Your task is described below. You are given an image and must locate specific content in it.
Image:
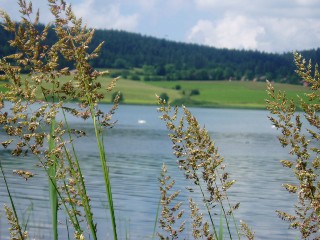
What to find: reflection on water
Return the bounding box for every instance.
[0,105,298,239]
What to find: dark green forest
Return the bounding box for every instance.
[1,24,320,84]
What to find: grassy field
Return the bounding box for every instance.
[100,77,181,104]
[0,75,181,105]
[146,80,312,109]
[0,76,313,109]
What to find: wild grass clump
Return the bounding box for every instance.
[0,0,119,239]
[266,52,320,239]
[157,97,254,239]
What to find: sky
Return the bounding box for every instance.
[1,0,320,53]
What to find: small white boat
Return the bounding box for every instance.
[138,120,146,124]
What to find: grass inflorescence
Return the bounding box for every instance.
[266,52,320,239]
[157,96,252,239]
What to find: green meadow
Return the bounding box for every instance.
[109,78,312,109]
[0,75,312,109]
[146,80,312,109]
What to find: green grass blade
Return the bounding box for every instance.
[66,218,71,240]
[61,108,97,239]
[46,165,83,234]
[225,197,241,239]
[197,178,218,239]
[18,135,83,235]
[86,97,118,239]
[0,160,25,239]
[219,211,224,240]
[48,119,58,240]
[152,196,161,240]
[73,39,118,238]
[94,116,117,239]
[125,219,130,240]
[22,202,33,233]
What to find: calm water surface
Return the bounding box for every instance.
[0,104,298,239]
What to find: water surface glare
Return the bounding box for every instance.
[0,105,298,239]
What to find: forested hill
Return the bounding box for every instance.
[1,24,320,83]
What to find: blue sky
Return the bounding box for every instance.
[1,0,320,53]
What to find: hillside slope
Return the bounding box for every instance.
[0,25,320,83]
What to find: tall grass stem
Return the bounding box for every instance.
[61,108,98,239]
[48,119,58,240]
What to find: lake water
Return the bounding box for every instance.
[0,104,299,239]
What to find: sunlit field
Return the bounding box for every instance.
[145,80,312,109]
[0,76,312,109]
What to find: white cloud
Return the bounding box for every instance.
[0,0,139,31]
[167,0,190,8]
[134,0,158,10]
[187,13,320,52]
[194,0,320,16]
[194,0,267,9]
[295,0,319,5]
[259,17,320,52]
[73,0,139,31]
[187,15,265,50]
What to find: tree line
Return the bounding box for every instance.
[1,24,320,84]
